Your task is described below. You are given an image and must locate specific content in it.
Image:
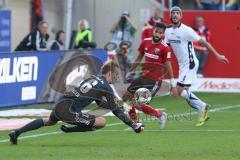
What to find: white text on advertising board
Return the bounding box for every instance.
[0,56,38,83]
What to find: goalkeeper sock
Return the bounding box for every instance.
[140,104,162,118]
[128,106,138,122]
[16,118,45,135]
[180,89,206,115]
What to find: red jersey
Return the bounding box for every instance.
[138,38,171,81]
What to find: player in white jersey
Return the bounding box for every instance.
[164,6,229,126]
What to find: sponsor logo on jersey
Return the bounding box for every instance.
[167,52,171,58]
[145,52,159,59]
[154,48,160,54]
[169,39,181,43]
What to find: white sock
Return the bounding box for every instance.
[180,89,206,115]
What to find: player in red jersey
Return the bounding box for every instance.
[122,23,178,129]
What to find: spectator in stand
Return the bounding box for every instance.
[194,0,222,10]
[141,8,165,40]
[225,0,239,10]
[74,19,96,49]
[193,16,212,78]
[110,11,137,62]
[115,41,131,83]
[110,11,137,47]
[15,21,49,51]
[50,30,65,50]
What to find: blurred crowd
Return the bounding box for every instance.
[193,0,240,10]
[13,0,239,79]
[161,0,240,10]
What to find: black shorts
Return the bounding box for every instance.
[127,76,161,97]
[49,99,96,128]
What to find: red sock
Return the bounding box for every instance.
[140,104,162,118]
[128,106,138,122]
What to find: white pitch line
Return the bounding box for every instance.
[1,129,234,143]
[0,122,123,143]
[0,131,62,143]
[143,104,240,121]
[172,104,240,117]
[125,104,240,126]
[100,129,235,132]
[0,105,240,143]
[162,129,235,132]
[106,122,123,127]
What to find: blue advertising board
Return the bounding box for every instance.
[0,51,61,107]
[0,49,108,108]
[0,10,11,52]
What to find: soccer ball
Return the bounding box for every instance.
[134,88,152,104]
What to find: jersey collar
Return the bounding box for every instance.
[173,23,181,29]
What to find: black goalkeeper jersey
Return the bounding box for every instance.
[62,75,117,112]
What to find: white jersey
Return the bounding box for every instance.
[165,23,201,68]
[164,23,201,86]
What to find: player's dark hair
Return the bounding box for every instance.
[55,30,65,41]
[101,61,119,75]
[154,22,166,32]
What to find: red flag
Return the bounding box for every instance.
[30,0,43,30]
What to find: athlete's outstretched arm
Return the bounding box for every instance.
[198,39,229,64]
[164,61,178,97]
[105,94,144,133]
[164,61,174,80]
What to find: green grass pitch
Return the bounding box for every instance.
[0,93,240,160]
